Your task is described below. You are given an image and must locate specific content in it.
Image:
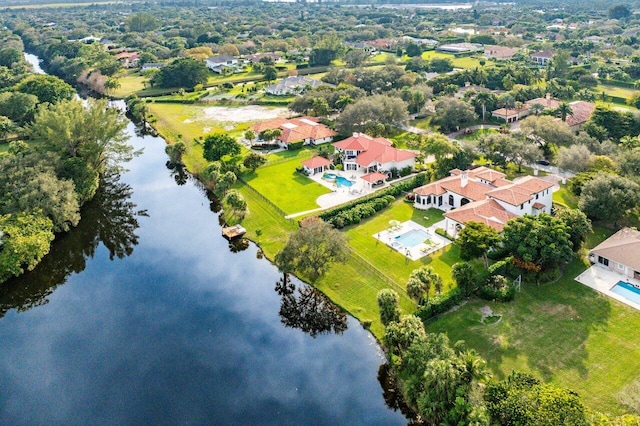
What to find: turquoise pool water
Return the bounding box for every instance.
[395,229,430,248]
[611,281,640,305]
[335,176,355,187]
[323,173,337,180]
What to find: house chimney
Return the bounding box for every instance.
[546,92,551,100]
[353,132,359,138]
[465,81,471,87]
[461,171,468,188]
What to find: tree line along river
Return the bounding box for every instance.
[0,53,408,425]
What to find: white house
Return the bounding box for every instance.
[332,133,416,175]
[413,167,554,236]
[205,55,240,73]
[589,228,640,281]
[530,50,554,66]
[265,76,325,96]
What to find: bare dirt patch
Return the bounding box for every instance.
[538,302,578,319]
[201,105,290,122]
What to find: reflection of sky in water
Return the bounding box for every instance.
[0,125,406,425]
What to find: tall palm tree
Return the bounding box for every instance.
[474,92,492,121]
[555,102,574,122]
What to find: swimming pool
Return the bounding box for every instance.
[323,173,337,180]
[335,176,355,187]
[611,281,640,305]
[395,229,430,248]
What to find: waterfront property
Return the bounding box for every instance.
[413,166,554,237]
[373,220,451,260]
[332,133,416,174]
[251,116,337,149]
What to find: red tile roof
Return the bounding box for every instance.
[445,199,518,231]
[486,176,553,206]
[525,97,561,109]
[301,156,332,169]
[333,133,415,168]
[564,101,595,127]
[250,116,336,144]
[361,172,388,183]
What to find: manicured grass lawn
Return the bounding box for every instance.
[553,183,579,209]
[241,151,331,214]
[344,201,459,291]
[421,51,494,69]
[111,72,146,98]
[596,84,639,101]
[425,226,640,415]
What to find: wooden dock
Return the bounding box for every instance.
[222,224,247,240]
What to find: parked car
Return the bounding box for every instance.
[537,159,550,166]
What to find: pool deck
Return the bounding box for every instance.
[575,265,640,311]
[373,220,451,261]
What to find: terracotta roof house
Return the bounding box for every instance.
[250,117,337,149]
[413,167,554,236]
[563,101,595,129]
[332,133,416,175]
[531,50,554,66]
[484,45,519,60]
[114,52,140,68]
[491,94,561,123]
[589,228,640,281]
[301,156,332,176]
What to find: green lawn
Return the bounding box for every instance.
[553,184,579,209]
[344,201,460,290]
[596,84,639,101]
[241,150,331,215]
[425,226,640,415]
[420,50,494,69]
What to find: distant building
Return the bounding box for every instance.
[436,43,483,54]
[141,63,165,71]
[530,50,554,66]
[562,101,596,130]
[245,52,281,63]
[114,52,140,68]
[332,133,416,174]
[484,45,519,60]
[251,116,337,149]
[205,55,240,73]
[265,76,326,96]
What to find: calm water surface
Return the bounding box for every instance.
[0,87,407,424]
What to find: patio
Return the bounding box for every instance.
[575,265,640,311]
[373,219,451,261]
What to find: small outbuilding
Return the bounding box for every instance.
[301,156,332,176]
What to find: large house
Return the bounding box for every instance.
[531,50,554,66]
[589,228,640,281]
[491,94,562,123]
[563,100,595,130]
[205,55,240,73]
[332,133,416,175]
[265,76,325,96]
[250,116,337,149]
[413,167,554,236]
[114,52,140,68]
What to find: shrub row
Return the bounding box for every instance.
[478,281,516,302]
[415,288,464,322]
[318,173,428,221]
[288,141,304,150]
[326,195,396,229]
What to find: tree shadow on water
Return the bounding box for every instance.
[274,273,348,338]
[0,171,146,319]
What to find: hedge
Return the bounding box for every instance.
[325,195,396,229]
[478,280,516,302]
[288,141,304,150]
[416,288,464,321]
[318,173,428,222]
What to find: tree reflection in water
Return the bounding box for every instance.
[166,161,189,186]
[0,171,146,318]
[275,274,348,338]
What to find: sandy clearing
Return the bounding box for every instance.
[201,105,290,122]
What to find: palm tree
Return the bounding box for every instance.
[619,135,640,150]
[529,102,544,116]
[406,266,442,305]
[555,102,574,122]
[474,92,492,121]
[335,94,353,111]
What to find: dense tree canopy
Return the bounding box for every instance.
[502,214,573,272]
[336,95,408,136]
[579,173,640,223]
[203,133,241,162]
[156,57,209,89]
[274,217,348,281]
[432,98,477,133]
[456,221,501,267]
[16,74,74,105]
[0,212,54,284]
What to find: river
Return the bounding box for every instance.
[0,54,408,425]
